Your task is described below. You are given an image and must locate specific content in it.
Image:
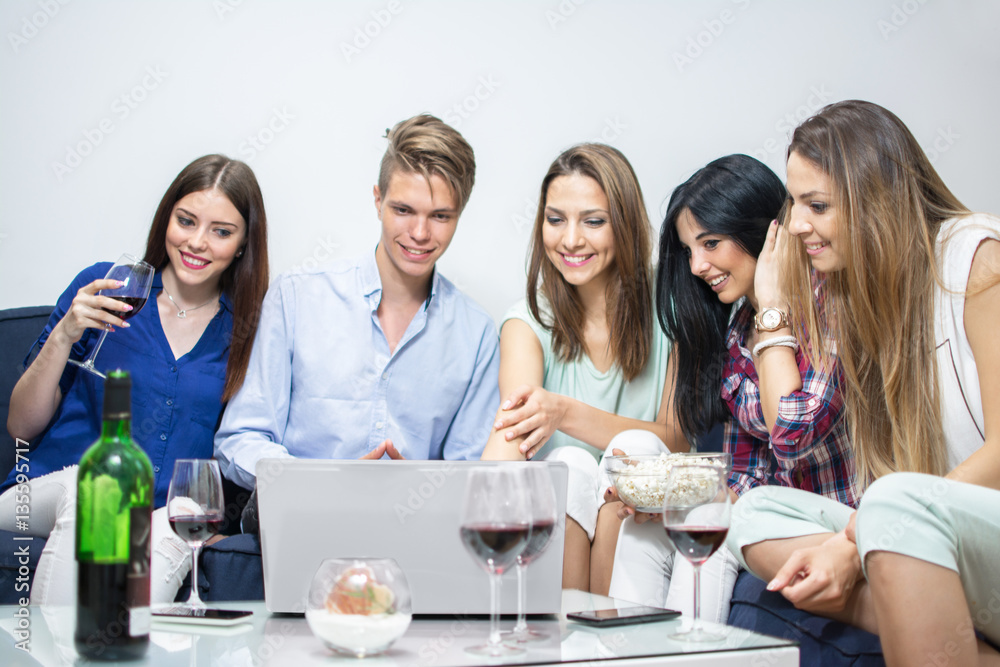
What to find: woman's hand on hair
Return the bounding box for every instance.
[51,278,132,347]
[494,385,567,459]
[765,529,863,613]
[754,220,790,311]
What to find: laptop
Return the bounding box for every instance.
[256,459,569,615]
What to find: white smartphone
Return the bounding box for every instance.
[152,607,253,626]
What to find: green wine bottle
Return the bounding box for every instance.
[75,370,154,661]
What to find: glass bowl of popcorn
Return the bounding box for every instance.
[305,558,412,658]
[605,452,732,512]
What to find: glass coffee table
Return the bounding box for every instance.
[0,590,797,665]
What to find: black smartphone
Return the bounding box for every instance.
[153,607,253,626]
[567,605,681,627]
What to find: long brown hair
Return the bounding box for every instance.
[784,100,967,486]
[527,143,653,381]
[143,154,270,401]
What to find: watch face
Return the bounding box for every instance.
[762,310,781,329]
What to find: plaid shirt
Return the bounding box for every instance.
[721,303,859,507]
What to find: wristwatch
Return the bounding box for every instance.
[754,307,790,333]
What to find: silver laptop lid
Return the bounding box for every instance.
[256,459,568,615]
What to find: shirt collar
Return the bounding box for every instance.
[363,245,440,310]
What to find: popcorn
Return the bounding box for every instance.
[609,454,726,511]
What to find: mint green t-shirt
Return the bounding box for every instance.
[501,299,672,462]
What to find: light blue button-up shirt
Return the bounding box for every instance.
[214,249,501,489]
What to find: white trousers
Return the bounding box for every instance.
[604,430,740,623]
[0,467,192,605]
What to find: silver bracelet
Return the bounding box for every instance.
[752,335,798,358]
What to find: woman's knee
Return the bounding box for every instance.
[604,430,666,458]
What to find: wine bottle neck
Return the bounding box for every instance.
[100,417,132,442]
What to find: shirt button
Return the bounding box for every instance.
[375,421,384,429]
[171,366,177,373]
[381,372,389,381]
[153,466,160,473]
[166,399,173,406]
[160,433,167,441]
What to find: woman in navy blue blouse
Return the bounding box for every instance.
[1,154,269,604]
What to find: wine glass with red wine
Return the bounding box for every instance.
[166,459,224,610]
[459,466,531,657]
[661,463,731,642]
[68,253,154,379]
[502,465,557,644]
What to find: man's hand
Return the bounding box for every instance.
[360,439,406,460]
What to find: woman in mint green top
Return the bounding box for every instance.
[500,298,672,462]
[482,144,688,593]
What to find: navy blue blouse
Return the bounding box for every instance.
[1,262,233,507]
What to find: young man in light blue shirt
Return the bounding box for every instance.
[214,114,500,492]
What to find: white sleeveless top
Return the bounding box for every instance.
[934,214,1000,468]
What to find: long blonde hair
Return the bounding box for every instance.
[784,100,968,487]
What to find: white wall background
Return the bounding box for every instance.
[2,0,998,321]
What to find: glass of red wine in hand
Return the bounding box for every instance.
[166,459,224,610]
[69,253,154,379]
[459,466,531,657]
[661,463,731,642]
[502,465,558,644]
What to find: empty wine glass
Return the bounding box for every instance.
[458,466,530,657]
[166,460,224,610]
[69,253,154,379]
[502,464,557,644]
[661,463,731,642]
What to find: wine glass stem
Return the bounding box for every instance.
[692,562,702,632]
[83,326,111,367]
[188,544,204,607]
[513,561,527,633]
[487,570,502,650]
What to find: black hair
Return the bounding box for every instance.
[656,154,786,442]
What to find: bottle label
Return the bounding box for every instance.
[130,607,151,636]
[126,506,151,636]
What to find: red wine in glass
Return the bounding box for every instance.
[169,515,223,546]
[503,465,559,645]
[459,466,531,657]
[69,254,154,379]
[664,525,728,566]
[459,524,530,575]
[516,519,555,566]
[167,459,224,610]
[103,296,148,322]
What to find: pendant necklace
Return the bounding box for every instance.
[162,287,218,319]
